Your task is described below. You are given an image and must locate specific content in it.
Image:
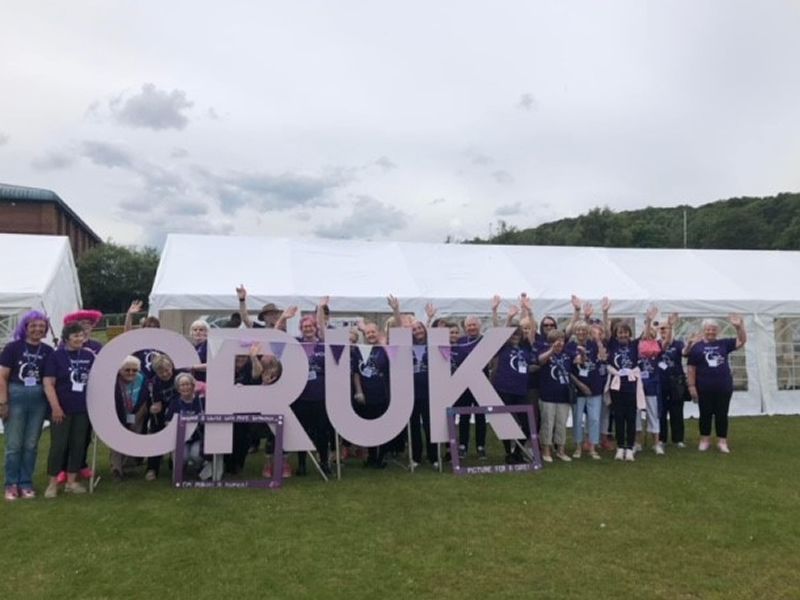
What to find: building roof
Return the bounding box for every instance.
[0,182,102,244]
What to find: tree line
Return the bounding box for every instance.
[464,192,800,250]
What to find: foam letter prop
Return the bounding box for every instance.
[427,327,524,444]
[325,327,414,446]
[87,329,199,456]
[205,328,313,453]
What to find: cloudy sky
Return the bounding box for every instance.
[1,1,799,247]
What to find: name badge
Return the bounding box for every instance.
[23,376,38,387]
[126,413,136,425]
[307,370,317,381]
[517,361,528,374]
[578,368,589,378]
[71,381,85,393]
[658,361,668,370]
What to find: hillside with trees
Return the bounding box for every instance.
[465,192,800,250]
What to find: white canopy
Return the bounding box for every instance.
[0,234,82,344]
[150,233,800,416]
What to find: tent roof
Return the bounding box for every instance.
[0,234,82,334]
[149,234,800,316]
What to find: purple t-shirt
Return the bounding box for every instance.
[453,335,481,367]
[638,352,661,396]
[539,350,572,404]
[0,339,54,386]
[134,348,159,380]
[352,345,389,405]
[43,347,96,414]
[607,338,639,395]
[299,339,325,402]
[193,341,208,382]
[493,343,533,397]
[687,338,738,394]
[566,340,605,396]
[658,340,686,381]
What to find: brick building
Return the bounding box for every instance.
[0,182,102,260]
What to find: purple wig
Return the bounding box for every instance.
[13,310,51,342]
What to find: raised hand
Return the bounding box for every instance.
[425,302,437,320]
[128,300,144,314]
[519,293,532,312]
[248,342,263,357]
[729,314,744,328]
[236,285,247,302]
[491,294,501,312]
[601,296,611,313]
[282,305,299,320]
[583,302,594,320]
[571,294,582,310]
[646,304,658,321]
[508,305,520,319]
[387,294,400,312]
[319,296,330,308]
[668,312,679,327]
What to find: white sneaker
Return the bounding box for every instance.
[717,440,730,454]
[556,453,572,462]
[614,448,625,461]
[654,443,665,456]
[572,449,582,459]
[624,449,635,462]
[198,462,213,481]
[676,442,686,449]
[542,455,553,463]
[698,439,711,452]
[44,482,59,499]
[633,443,642,453]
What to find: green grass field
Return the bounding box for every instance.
[1,416,799,599]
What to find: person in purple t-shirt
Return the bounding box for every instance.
[657,314,688,448]
[0,310,54,501]
[352,321,391,468]
[42,322,96,498]
[566,320,606,460]
[686,315,746,453]
[453,315,488,460]
[124,299,162,380]
[491,327,536,464]
[538,330,574,463]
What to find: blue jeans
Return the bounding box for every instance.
[573,395,602,446]
[3,384,48,489]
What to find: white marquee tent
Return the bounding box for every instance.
[0,234,82,344]
[150,233,800,417]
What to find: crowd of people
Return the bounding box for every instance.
[0,288,747,501]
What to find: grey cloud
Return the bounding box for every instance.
[110,83,193,131]
[0,133,8,146]
[429,197,446,205]
[163,200,209,216]
[492,169,514,184]
[374,156,397,171]
[31,151,75,170]
[139,216,234,249]
[468,151,493,166]
[82,141,134,168]
[171,147,189,159]
[315,195,408,239]
[198,167,349,214]
[495,202,522,216]
[517,93,538,111]
[207,107,220,120]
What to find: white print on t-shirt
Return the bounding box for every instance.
[704,348,725,368]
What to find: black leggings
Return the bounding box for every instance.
[659,384,685,443]
[698,389,732,438]
[292,400,331,466]
[499,392,530,454]
[610,389,637,450]
[457,391,486,450]
[410,395,436,463]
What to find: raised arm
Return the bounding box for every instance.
[275,305,297,332]
[520,293,537,332]
[642,304,658,340]
[236,285,255,328]
[317,296,329,341]
[506,304,520,327]
[564,294,582,337]
[249,343,264,380]
[491,294,501,327]
[601,296,611,340]
[729,314,747,349]
[387,295,402,329]
[124,300,144,332]
[425,302,437,328]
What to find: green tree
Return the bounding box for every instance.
[77,242,159,313]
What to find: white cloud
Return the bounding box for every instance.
[315,195,408,239]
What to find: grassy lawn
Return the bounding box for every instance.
[1,416,799,599]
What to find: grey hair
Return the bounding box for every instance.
[120,355,141,370]
[464,315,481,327]
[190,319,209,331]
[702,318,719,329]
[174,372,196,390]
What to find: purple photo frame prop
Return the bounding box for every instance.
[173,413,285,489]
[447,405,543,475]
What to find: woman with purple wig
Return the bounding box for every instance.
[0,311,54,500]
